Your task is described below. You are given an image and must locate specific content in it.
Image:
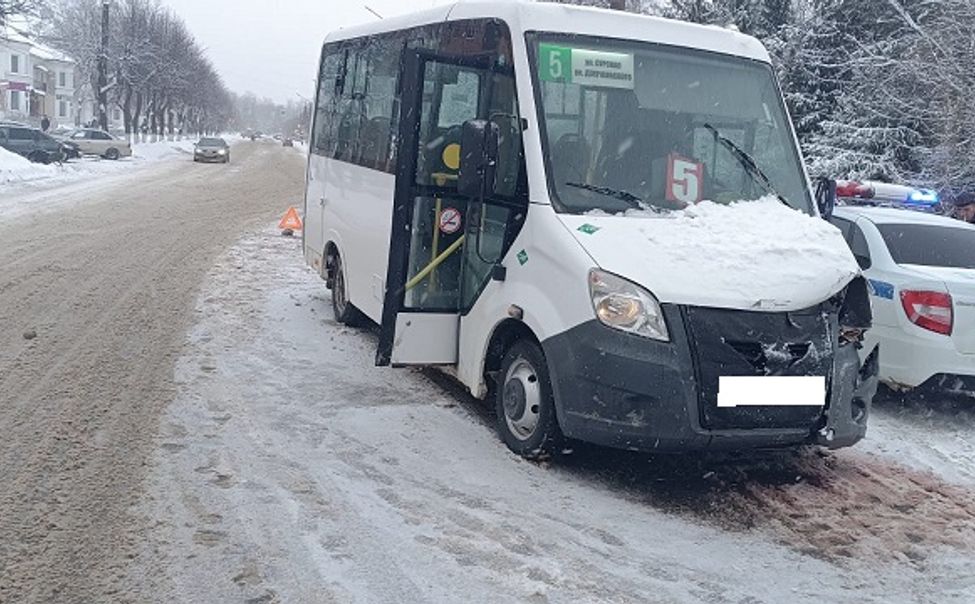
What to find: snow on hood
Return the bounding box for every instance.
[560,197,859,312]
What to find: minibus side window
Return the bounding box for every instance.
[360,37,399,171]
[314,33,405,173]
[335,47,366,163]
[311,47,344,158]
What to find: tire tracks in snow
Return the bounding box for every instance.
[0,141,304,603]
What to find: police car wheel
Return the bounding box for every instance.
[495,339,562,459]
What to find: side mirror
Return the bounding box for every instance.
[815,176,837,220]
[459,119,499,199]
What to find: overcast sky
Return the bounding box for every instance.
[158,0,454,104]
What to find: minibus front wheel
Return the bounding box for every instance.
[496,340,563,458]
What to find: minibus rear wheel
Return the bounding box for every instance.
[496,340,562,458]
[330,254,365,326]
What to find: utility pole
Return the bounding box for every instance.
[97,0,109,131]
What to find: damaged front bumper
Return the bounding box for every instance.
[542,284,878,453]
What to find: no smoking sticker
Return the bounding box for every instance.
[439,207,462,235]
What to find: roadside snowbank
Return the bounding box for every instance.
[0,145,60,185]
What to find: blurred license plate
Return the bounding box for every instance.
[717,376,825,408]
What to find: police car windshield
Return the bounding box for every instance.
[533,35,811,215]
[879,223,975,269]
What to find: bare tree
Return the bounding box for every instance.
[41,0,235,137]
[0,0,42,24]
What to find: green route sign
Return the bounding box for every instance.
[539,44,634,90]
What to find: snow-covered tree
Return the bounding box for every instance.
[0,0,42,25]
[40,0,235,137]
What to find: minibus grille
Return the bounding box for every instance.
[681,305,833,431]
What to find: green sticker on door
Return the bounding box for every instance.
[517,250,529,265]
[539,44,634,90]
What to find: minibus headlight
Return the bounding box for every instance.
[589,269,669,341]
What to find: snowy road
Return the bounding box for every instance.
[0,139,302,603]
[128,230,975,603]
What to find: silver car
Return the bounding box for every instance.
[193,137,230,163]
[60,128,132,160]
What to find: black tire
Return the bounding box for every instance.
[330,253,365,326]
[105,148,120,160]
[495,339,563,458]
[27,151,47,164]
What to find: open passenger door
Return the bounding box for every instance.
[377,49,509,366]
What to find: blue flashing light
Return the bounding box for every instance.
[908,190,939,204]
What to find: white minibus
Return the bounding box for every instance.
[303,1,879,457]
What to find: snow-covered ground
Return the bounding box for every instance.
[131,227,975,603]
[861,393,975,487]
[0,138,194,188]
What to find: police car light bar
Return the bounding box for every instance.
[836,179,939,212]
[836,180,875,199]
[909,190,939,204]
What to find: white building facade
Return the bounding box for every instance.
[0,32,33,122]
[1,22,122,131]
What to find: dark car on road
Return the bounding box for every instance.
[193,137,230,163]
[0,123,69,164]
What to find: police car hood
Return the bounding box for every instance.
[560,197,860,312]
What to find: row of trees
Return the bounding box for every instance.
[38,0,234,138]
[556,0,975,193]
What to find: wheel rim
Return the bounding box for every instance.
[333,261,348,315]
[502,357,541,441]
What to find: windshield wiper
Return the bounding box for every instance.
[703,123,792,209]
[564,182,664,213]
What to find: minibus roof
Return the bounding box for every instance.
[322,1,771,64]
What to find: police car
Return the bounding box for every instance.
[830,181,975,393]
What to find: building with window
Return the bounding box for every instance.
[1,21,86,129]
[29,44,76,125]
[1,20,126,132]
[0,26,33,121]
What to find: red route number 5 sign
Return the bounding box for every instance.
[666,153,704,206]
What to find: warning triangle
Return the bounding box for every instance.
[279,207,303,231]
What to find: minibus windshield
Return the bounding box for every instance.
[531,35,812,215]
